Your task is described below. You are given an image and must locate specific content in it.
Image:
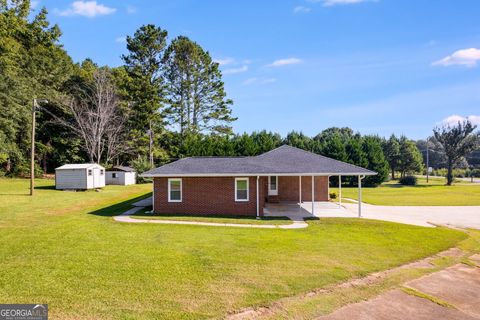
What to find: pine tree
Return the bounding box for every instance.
[121,24,168,160]
[382,134,401,179]
[163,36,235,136]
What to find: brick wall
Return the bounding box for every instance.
[277,176,329,202]
[153,176,266,216]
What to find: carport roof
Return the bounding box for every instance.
[142,145,376,177]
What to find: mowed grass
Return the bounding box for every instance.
[337,178,480,206]
[0,179,468,319]
[132,209,292,225]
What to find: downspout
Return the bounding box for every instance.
[151,178,156,213]
[256,176,260,219]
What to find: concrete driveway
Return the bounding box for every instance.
[342,202,480,229]
[266,202,480,229]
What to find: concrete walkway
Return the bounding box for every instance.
[318,255,480,320]
[115,199,308,229]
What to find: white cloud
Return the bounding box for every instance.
[214,57,235,66]
[267,58,303,67]
[440,115,480,127]
[115,36,126,43]
[293,6,311,13]
[433,48,480,67]
[309,0,376,6]
[242,77,277,85]
[126,5,136,14]
[223,65,248,75]
[55,1,116,17]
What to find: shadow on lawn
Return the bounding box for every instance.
[88,193,152,217]
[35,185,56,190]
[132,209,290,222]
[380,184,442,189]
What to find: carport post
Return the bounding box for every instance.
[311,175,315,215]
[358,175,364,218]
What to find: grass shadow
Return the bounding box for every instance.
[88,193,152,217]
[35,185,56,190]
[381,184,443,189]
[132,209,290,222]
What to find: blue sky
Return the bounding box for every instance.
[33,0,480,139]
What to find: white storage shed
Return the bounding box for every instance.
[55,164,106,190]
[106,166,136,185]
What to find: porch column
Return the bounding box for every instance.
[339,175,342,206]
[358,175,364,218]
[311,175,315,215]
[256,176,260,219]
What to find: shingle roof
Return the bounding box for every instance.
[142,145,376,177]
[56,163,104,170]
[108,166,135,172]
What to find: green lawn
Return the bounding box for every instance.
[132,209,292,225]
[337,178,480,206]
[0,178,470,319]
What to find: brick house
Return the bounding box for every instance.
[142,145,376,217]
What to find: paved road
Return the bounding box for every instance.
[318,255,480,320]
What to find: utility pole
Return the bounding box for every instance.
[30,99,37,196]
[426,139,429,183]
[30,98,48,196]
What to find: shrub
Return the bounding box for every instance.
[130,156,153,183]
[399,175,417,186]
[329,192,337,199]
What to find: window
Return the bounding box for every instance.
[269,176,277,191]
[87,169,92,176]
[112,173,118,179]
[168,178,182,202]
[235,178,249,202]
[100,169,104,175]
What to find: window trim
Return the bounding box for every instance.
[168,178,182,202]
[268,175,278,191]
[235,177,249,202]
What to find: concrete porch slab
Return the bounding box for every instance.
[264,201,353,220]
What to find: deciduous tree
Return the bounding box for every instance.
[433,121,479,185]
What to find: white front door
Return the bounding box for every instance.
[268,176,278,196]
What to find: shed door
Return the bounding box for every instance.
[268,176,278,196]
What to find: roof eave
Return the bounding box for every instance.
[140,172,377,178]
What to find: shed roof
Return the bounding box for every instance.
[56,163,105,170]
[108,166,135,172]
[142,145,376,177]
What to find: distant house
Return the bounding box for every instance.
[55,164,106,190]
[141,145,376,217]
[106,166,136,185]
